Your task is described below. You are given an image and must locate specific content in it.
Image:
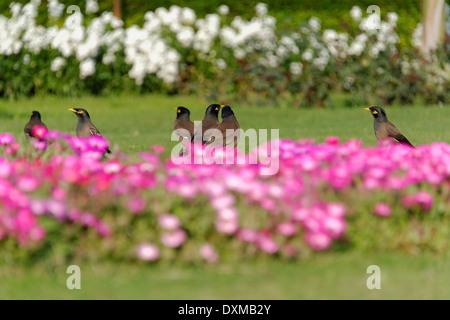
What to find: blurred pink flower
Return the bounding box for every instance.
[127,197,146,214]
[151,145,165,154]
[323,216,347,238]
[276,222,297,237]
[327,203,346,217]
[374,202,391,217]
[32,139,47,151]
[215,219,239,235]
[31,125,48,140]
[0,133,14,145]
[413,191,434,212]
[200,244,219,263]
[136,243,159,261]
[158,214,181,230]
[5,143,20,155]
[236,228,259,243]
[161,229,187,248]
[217,207,238,221]
[305,232,332,251]
[257,235,279,254]
[210,194,235,210]
[17,176,40,192]
[29,226,46,241]
[325,136,340,145]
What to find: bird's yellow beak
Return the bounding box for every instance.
[220,105,225,108]
[68,108,76,112]
[365,107,378,115]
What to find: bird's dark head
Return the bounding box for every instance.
[221,105,235,119]
[68,108,90,119]
[365,106,387,120]
[176,106,190,119]
[30,110,42,120]
[205,104,223,117]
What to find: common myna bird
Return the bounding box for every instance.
[193,104,223,143]
[173,106,194,142]
[206,105,240,147]
[365,106,414,147]
[24,110,47,142]
[68,108,111,154]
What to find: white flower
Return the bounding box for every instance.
[350,6,362,21]
[412,23,423,48]
[290,62,302,75]
[255,3,268,16]
[323,29,338,43]
[181,7,196,24]
[308,17,321,32]
[215,58,227,70]
[48,0,64,18]
[51,57,66,72]
[176,26,195,47]
[86,0,99,14]
[23,54,30,65]
[302,49,313,61]
[360,14,380,33]
[387,12,398,26]
[218,5,229,15]
[79,58,96,79]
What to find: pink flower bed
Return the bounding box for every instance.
[0,131,448,263]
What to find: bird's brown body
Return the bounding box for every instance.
[69,108,111,153]
[24,111,47,142]
[366,106,414,147]
[173,107,194,142]
[194,104,223,144]
[206,105,240,147]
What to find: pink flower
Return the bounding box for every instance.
[0,133,14,145]
[325,136,340,145]
[32,139,47,151]
[136,243,159,261]
[236,228,259,243]
[257,235,279,254]
[31,125,48,140]
[374,202,391,217]
[29,226,46,241]
[200,244,219,263]
[15,210,36,233]
[127,197,146,214]
[276,222,297,237]
[151,145,165,154]
[305,232,332,251]
[327,203,346,217]
[323,216,347,238]
[17,176,40,192]
[5,143,20,155]
[161,229,187,248]
[215,219,239,235]
[210,194,235,210]
[413,191,434,212]
[158,214,181,230]
[217,207,239,221]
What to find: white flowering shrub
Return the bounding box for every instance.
[0,0,448,106]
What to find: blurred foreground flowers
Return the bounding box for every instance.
[1,130,450,265]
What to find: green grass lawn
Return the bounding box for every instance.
[0,93,448,154]
[1,93,450,300]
